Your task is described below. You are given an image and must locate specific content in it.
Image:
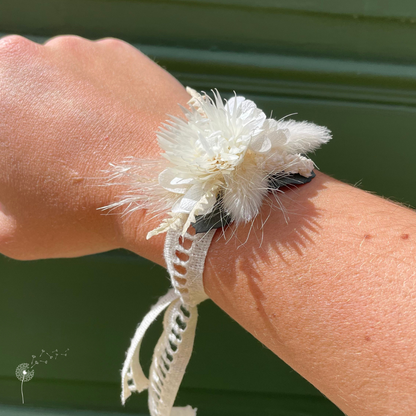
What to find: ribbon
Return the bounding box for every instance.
[121,288,200,416]
[121,228,216,416]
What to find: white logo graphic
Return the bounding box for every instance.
[16,348,69,404]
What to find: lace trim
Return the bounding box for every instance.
[121,228,216,416]
[165,229,215,307]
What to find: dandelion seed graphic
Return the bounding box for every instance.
[16,348,69,404]
[15,363,34,404]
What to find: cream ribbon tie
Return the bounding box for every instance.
[121,228,216,416]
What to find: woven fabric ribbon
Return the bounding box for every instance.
[121,228,216,416]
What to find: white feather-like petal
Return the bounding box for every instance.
[276,119,332,154]
[222,163,268,223]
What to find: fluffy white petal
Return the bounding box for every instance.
[276,119,332,154]
[264,152,314,177]
[222,164,268,223]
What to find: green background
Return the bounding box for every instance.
[1,0,416,415]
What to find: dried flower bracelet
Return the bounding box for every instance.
[102,88,331,416]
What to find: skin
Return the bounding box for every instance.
[1,34,416,415]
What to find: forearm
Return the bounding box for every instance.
[203,171,416,415]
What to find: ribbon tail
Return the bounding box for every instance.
[148,298,199,416]
[121,288,179,404]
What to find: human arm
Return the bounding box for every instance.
[0,34,415,415]
[205,171,416,416]
[0,34,183,261]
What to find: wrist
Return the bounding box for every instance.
[117,208,166,265]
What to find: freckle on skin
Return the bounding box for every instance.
[401,234,409,240]
[365,335,371,342]
[364,234,371,240]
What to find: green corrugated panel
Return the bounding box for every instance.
[0,254,342,415]
[0,404,145,416]
[1,0,416,63]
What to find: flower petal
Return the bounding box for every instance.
[159,169,194,194]
[225,96,246,115]
[172,184,206,214]
[250,135,272,153]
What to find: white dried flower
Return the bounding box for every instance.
[101,88,331,238]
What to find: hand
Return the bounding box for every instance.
[0,35,188,261]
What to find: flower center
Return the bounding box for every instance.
[206,156,235,174]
